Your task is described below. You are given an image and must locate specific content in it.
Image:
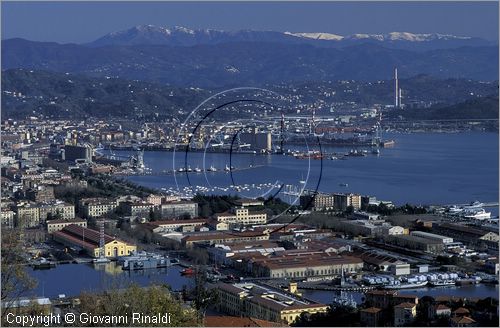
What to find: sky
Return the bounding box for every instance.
[1,1,499,43]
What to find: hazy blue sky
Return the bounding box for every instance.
[2,1,498,43]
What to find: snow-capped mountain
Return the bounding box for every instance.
[284,31,344,41]
[87,25,491,50]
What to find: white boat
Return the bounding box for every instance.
[207,165,217,172]
[464,209,491,220]
[224,165,231,172]
[93,257,110,264]
[194,167,202,173]
[447,206,463,214]
[429,280,456,287]
[464,201,485,209]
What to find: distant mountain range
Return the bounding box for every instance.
[87,25,493,51]
[1,25,498,87]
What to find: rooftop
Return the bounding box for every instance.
[218,282,325,312]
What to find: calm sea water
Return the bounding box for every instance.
[24,263,193,298]
[302,284,500,305]
[120,132,498,210]
[25,132,498,300]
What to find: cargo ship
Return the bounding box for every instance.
[119,252,178,271]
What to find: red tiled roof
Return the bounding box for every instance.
[47,219,86,225]
[451,316,476,325]
[204,315,283,327]
[453,307,470,315]
[361,307,382,314]
[394,302,416,309]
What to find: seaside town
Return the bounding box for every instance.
[1,104,499,326]
[2,1,499,327]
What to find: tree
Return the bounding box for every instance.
[78,284,200,327]
[190,270,218,321]
[292,304,359,327]
[1,229,37,323]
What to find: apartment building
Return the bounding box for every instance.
[215,207,267,227]
[217,282,327,324]
[79,198,118,218]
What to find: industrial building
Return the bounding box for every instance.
[47,218,87,233]
[239,130,272,152]
[332,219,404,237]
[181,230,270,248]
[216,282,328,324]
[52,224,136,258]
[410,231,453,244]
[208,241,286,265]
[63,144,93,163]
[250,253,364,278]
[145,218,207,233]
[387,235,445,253]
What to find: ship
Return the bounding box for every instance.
[429,280,456,287]
[32,257,56,270]
[294,151,324,160]
[207,165,217,172]
[383,281,428,289]
[93,257,111,264]
[345,149,366,157]
[119,252,177,271]
[463,209,491,220]
[380,140,395,148]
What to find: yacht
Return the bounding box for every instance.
[194,167,202,173]
[464,209,491,220]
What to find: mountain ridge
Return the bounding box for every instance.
[85,25,492,49]
[2,38,497,87]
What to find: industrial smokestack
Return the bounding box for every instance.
[399,88,403,109]
[394,68,399,108]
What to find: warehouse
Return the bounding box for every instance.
[410,231,453,244]
[52,224,136,258]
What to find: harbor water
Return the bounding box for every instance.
[25,132,499,300]
[24,263,193,299]
[301,284,500,305]
[120,132,498,210]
